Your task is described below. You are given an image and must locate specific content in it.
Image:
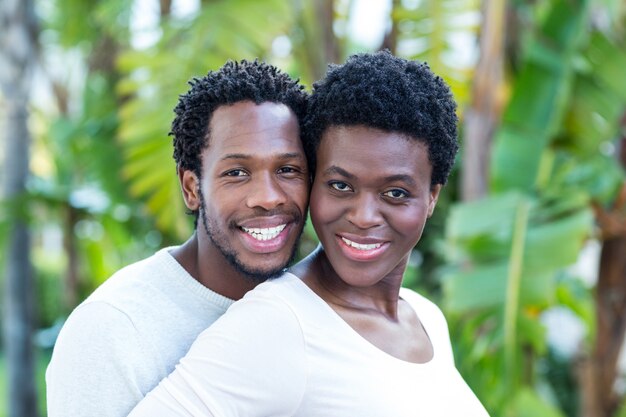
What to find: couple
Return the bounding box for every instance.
[47,51,489,416]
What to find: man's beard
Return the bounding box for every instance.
[198,192,304,283]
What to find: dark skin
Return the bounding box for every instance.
[173,101,309,300]
[291,125,441,364]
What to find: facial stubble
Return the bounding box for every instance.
[198,190,304,283]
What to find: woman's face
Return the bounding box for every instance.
[310,125,441,288]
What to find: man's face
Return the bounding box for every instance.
[185,101,309,282]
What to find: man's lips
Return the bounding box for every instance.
[240,224,286,241]
[236,215,300,253]
[237,214,296,230]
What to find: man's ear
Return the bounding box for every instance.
[178,167,200,211]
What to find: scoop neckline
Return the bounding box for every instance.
[282,272,438,367]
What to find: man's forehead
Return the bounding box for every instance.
[209,101,296,132]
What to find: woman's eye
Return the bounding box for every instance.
[329,181,352,192]
[383,189,408,199]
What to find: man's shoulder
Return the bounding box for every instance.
[80,247,175,308]
[53,248,181,348]
[58,250,165,331]
[95,247,170,285]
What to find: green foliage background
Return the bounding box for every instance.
[1,0,626,416]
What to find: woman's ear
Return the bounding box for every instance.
[178,167,200,211]
[427,184,442,218]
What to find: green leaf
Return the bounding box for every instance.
[508,388,566,417]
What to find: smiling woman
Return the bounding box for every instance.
[127,50,489,417]
[309,126,440,289]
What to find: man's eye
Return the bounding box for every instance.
[329,181,352,192]
[383,189,408,199]
[278,166,298,174]
[225,169,247,177]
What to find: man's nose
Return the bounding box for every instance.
[245,172,288,210]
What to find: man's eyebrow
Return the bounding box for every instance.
[221,153,251,161]
[322,165,355,179]
[277,152,305,161]
[220,152,305,161]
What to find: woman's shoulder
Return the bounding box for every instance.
[400,287,455,363]
[399,287,445,318]
[225,272,320,323]
[243,272,311,303]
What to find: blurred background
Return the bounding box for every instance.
[1,0,625,416]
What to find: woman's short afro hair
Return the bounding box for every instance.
[171,59,308,178]
[303,50,458,186]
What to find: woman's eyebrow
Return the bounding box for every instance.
[322,166,416,187]
[382,174,416,187]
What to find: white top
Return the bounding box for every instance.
[46,247,235,417]
[129,273,490,416]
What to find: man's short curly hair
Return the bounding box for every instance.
[171,59,308,178]
[303,50,458,186]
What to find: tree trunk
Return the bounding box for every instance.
[580,116,626,417]
[595,235,626,416]
[0,0,39,416]
[159,0,172,18]
[460,0,506,201]
[317,0,339,64]
[293,0,340,84]
[579,233,626,417]
[379,0,399,54]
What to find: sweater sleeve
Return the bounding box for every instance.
[128,292,307,417]
[46,301,151,417]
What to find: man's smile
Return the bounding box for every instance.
[241,224,287,241]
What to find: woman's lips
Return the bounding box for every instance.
[336,234,389,261]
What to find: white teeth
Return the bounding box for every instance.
[241,224,286,241]
[341,237,382,250]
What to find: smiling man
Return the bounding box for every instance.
[46,60,310,417]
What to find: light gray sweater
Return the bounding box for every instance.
[46,247,234,417]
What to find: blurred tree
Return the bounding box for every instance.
[15,1,625,416]
[443,0,626,415]
[0,1,41,416]
[389,0,478,105]
[290,0,343,85]
[460,0,505,201]
[117,0,295,239]
[381,0,478,295]
[35,0,164,315]
[580,119,626,416]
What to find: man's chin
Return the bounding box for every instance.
[237,242,300,283]
[238,265,287,283]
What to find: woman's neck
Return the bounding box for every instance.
[291,245,405,320]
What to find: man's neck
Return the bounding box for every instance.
[171,234,258,300]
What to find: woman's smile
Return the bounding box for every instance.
[336,234,390,261]
[310,125,441,289]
